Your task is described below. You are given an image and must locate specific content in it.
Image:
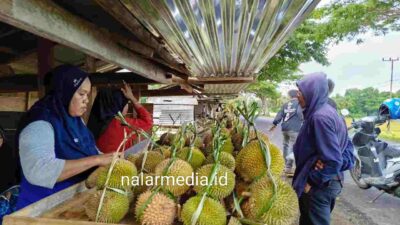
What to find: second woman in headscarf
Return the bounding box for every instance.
[87,82,153,153]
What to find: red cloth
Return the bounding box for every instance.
[96,106,153,153]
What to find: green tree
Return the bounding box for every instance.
[246,0,399,115]
[246,81,280,116]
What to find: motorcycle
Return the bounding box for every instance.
[342,108,400,198]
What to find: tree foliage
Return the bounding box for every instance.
[246,0,400,113]
[333,87,391,117]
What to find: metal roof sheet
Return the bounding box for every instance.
[122,0,320,78]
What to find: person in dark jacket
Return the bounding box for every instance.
[327,78,337,110]
[270,89,303,175]
[293,72,353,225]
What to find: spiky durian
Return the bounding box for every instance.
[154,159,193,196]
[155,146,171,158]
[96,159,137,190]
[86,166,107,189]
[132,173,154,195]
[193,164,235,199]
[204,137,234,156]
[135,151,165,173]
[85,190,130,223]
[235,141,284,182]
[126,153,140,165]
[135,190,176,225]
[231,132,244,152]
[158,133,175,146]
[247,176,299,225]
[205,152,236,171]
[177,147,206,170]
[181,196,226,225]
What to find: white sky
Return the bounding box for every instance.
[279,0,400,96]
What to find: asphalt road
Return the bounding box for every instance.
[255,117,400,225]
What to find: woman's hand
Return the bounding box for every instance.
[314,159,325,170]
[304,183,312,193]
[95,153,122,167]
[121,81,137,103]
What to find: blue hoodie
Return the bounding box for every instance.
[292,72,349,197]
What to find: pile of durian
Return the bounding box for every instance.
[84,107,299,225]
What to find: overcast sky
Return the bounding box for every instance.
[298,31,400,96]
[288,0,400,96]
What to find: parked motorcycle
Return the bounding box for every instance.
[342,108,400,198]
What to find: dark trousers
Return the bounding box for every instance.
[299,180,342,225]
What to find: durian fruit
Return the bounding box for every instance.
[97,159,137,190]
[246,176,299,225]
[231,132,244,152]
[181,196,226,225]
[135,190,176,225]
[193,164,235,199]
[86,167,107,189]
[85,190,130,223]
[158,133,175,146]
[135,151,165,173]
[154,159,193,196]
[202,131,213,150]
[205,152,236,171]
[156,146,171,158]
[228,217,242,225]
[185,136,203,149]
[204,137,234,155]
[235,141,284,182]
[177,147,206,170]
[132,173,154,195]
[126,153,140,165]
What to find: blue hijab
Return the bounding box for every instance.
[16,65,99,209]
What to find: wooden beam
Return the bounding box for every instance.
[95,0,189,75]
[0,0,170,83]
[0,72,158,93]
[37,38,54,97]
[188,76,255,84]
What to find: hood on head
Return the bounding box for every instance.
[296,72,328,119]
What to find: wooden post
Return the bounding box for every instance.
[25,92,30,111]
[83,56,97,123]
[37,38,54,97]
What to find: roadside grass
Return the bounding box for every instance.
[345,117,400,143]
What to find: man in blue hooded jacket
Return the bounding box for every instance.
[293,72,353,225]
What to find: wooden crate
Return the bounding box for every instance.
[3,182,138,225]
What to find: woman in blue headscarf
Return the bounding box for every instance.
[15,65,114,210]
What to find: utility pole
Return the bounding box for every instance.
[383,57,399,98]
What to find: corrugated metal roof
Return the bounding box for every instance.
[122,0,320,78]
[204,83,248,94]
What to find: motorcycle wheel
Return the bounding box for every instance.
[350,160,371,189]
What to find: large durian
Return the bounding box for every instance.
[132,172,154,195]
[135,151,165,173]
[85,190,130,223]
[181,196,226,225]
[126,153,140,165]
[96,159,137,190]
[154,159,193,196]
[246,176,299,225]
[193,164,235,199]
[177,146,206,170]
[204,137,234,155]
[205,152,236,171]
[86,166,107,189]
[235,141,284,182]
[158,133,175,146]
[135,190,176,225]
